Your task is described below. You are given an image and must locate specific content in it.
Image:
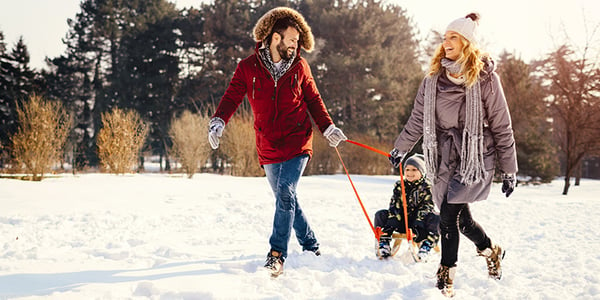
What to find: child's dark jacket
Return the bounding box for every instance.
[387,177,434,228]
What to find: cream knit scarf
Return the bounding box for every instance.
[423,58,487,185]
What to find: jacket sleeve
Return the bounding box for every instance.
[300,60,334,133]
[415,181,434,222]
[212,62,248,124]
[483,72,518,174]
[388,181,403,219]
[393,78,426,152]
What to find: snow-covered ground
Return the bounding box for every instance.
[1,172,599,299]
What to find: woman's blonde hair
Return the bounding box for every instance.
[428,35,487,87]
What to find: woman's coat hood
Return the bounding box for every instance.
[253,7,314,52]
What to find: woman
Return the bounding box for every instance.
[388,13,517,297]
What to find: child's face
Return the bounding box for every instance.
[404,165,422,182]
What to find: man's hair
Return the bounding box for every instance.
[265,17,302,46]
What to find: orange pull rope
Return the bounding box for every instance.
[346,140,390,157]
[344,139,412,242]
[398,163,413,242]
[335,147,382,241]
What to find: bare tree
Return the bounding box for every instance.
[540,45,600,194]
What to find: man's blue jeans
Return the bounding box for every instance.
[263,154,318,259]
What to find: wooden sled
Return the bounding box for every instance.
[377,232,440,260]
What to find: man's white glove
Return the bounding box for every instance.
[323,124,347,147]
[208,117,225,149]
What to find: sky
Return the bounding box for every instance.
[0,0,599,70]
[0,170,599,299]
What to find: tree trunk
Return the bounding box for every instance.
[562,175,570,195]
[575,160,581,186]
[138,155,145,173]
[165,156,171,172]
[159,153,164,172]
[162,137,171,172]
[562,158,573,195]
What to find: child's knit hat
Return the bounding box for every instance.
[404,154,426,176]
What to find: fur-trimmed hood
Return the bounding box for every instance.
[253,7,314,52]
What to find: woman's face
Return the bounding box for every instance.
[404,165,422,182]
[442,31,464,61]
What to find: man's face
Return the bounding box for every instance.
[276,27,300,60]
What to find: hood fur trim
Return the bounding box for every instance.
[253,7,314,52]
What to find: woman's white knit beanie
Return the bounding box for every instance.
[446,13,480,44]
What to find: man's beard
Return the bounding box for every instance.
[277,41,295,60]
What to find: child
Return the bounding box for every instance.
[374,154,440,260]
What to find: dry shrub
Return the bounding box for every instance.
[304,128,339,175]
[305,129,391,175]
[169,110,210,178]
[97,108,148,174]
[218,121,390,176]
[221,112,264,177]
[11,94,72,180]
[338,132,392,175]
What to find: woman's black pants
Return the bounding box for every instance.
[439,201,491,267]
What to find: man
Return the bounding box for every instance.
[207,7,347,277]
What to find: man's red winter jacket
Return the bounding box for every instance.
[212,43,333,165]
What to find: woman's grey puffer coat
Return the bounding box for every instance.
[393,58,517,208]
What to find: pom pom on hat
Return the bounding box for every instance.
[446,12,480,44]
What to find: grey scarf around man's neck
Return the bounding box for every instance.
[259,47,295,82]
[423,58,487,186]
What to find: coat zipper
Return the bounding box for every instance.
[272,81,277,122]
[255,52,301,122]
[252,77,255,99]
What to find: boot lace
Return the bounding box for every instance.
[264,251,283,270]
[479,245,502,279]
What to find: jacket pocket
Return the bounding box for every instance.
[291,73,300,97]
[249,76,273,114]
[254,113,272,139]
[252,76,267,101]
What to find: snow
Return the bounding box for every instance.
[1,172,599,299]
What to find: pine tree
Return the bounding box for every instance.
[117,0,181,170]
[0,36,36,166]
[8,37,35,104]
[183,0,258,172]
[304,0,423,141]
[199,0,256,111]
[497,52,559,182]
[50,0,186,169]
[0,31,9,166]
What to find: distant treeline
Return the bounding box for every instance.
[0,0,598,194]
